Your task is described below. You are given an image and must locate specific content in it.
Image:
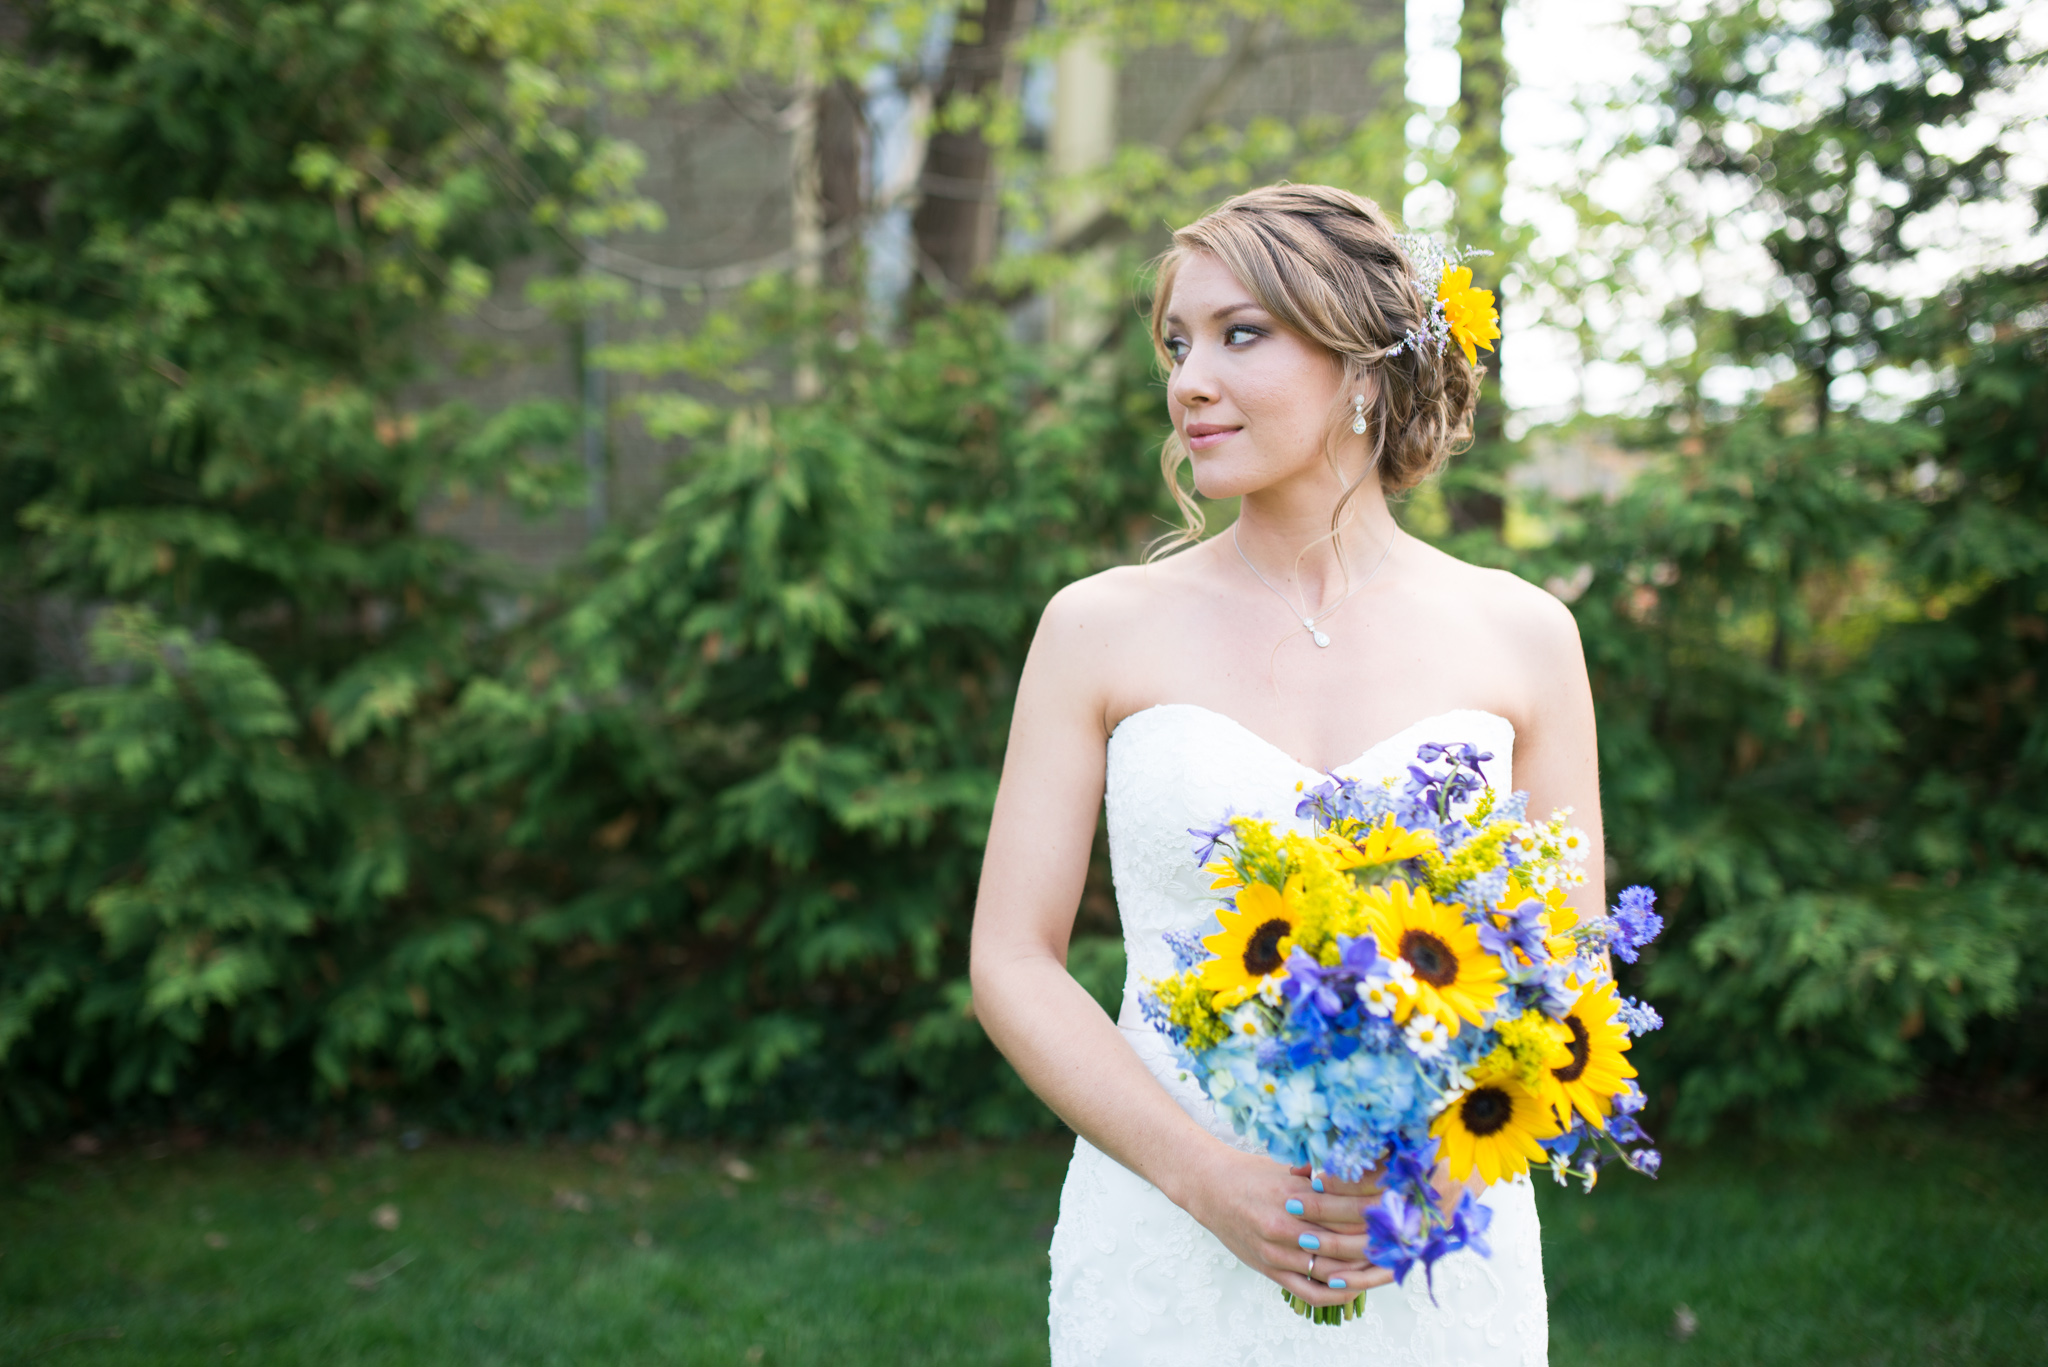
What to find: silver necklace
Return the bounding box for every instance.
[1231,522,1395,648]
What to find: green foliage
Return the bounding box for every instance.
[419,301,1163,1133]
[1526,266,2048,1135]
[0,0,579,1131]
[1614,0,2040,426]
[2,0,2041,1148]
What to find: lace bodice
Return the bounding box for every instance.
[1048,703,1547,1366]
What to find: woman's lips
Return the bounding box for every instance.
[1185,424,1240,451]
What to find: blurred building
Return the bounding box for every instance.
[436,7,1406,571]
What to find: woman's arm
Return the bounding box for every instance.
[1504,582,1608,921]
[969,581,1390,1304]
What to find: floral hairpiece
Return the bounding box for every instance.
[1385,234,1501,366]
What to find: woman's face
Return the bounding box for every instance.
[1160,252,1351,503]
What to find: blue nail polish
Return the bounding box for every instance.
[1297,1233,1320,1250]
[1330,1278,1347,1289]
[1285,1199,1304,1216]
[1311,1177,1325,1193]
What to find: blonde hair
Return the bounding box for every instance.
[1145,184,1483,556]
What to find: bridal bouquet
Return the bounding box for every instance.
[1139,741,1665,1324]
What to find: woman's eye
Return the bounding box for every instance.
[1164,335,1189,362]
[1224,324,1263,346]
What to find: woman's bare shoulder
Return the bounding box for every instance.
[1402,535,1583,663]
[1028,550,1213,730]
[1037,546,1212,640]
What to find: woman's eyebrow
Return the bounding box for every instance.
[1160,302,1265,328]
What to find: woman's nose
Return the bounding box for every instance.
[1170,346,1220,412]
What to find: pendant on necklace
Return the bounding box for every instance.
[1305,620,1331,648]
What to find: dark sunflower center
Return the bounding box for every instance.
[1461,1086,1513,1137]
[1241,919,1291,977]
[1553,1014,1591,1083]
[1399,929,1460,986]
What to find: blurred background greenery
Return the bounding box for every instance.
[0,0,2043,1167]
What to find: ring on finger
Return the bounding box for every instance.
[1307,1253,1317,1282]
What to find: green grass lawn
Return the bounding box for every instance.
[3,1105,2040,1365]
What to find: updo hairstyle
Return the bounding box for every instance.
[1147,184,1483,553]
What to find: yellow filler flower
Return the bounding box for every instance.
[1197,878,1301,1008]
[1438,266,1501,366]
[1551,977,1638,1129]
[1360,881,1505,1034]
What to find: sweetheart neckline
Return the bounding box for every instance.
[1108,701,1515,777]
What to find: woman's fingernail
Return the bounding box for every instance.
[1285,1199,1304,1216]
[1297,1233,1320,1250]
[1311,1177,1325,1193]
[1330,1278,1347,1289]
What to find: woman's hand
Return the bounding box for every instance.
[1173,1146,1395,1306]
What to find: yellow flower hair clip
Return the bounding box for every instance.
[1386,234,1501,366]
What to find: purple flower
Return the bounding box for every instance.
[1281,946,1348,1021]
[1364,1190,1428,1284]
[1609,886,1663,963]
[1624,1147,1662,1178]
[1445,1188,1495,1260]
[1379,1133,1439,1196]
[1187,809,1240,865]
[1478,898,1549,963]
[1336,932,1390,984]
[1516,958,1577,1020]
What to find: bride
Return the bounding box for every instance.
[968,184,1603,1365]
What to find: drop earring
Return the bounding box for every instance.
[1350,394,1367,436]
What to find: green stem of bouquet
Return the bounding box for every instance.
[1281,1287,1369,1325]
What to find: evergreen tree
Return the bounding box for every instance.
[0,0,576,1130]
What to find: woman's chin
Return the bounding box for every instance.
[1189,459,1274,503]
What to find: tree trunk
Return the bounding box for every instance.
[910,0,1038,302]
[819,76,869,292]
[1446,0,1509,536]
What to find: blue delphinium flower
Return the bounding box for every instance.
[1163,928,1208,973]
[1623,1147,1662,1178]
[1609,885,1663,962]
[1138,990,1183,1044]
[1615,995,1663,1035]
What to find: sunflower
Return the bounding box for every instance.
[1204,858,1245,891]
[1438,265,1501,365]
[1551,977,1638,1129]
[1197,878,1301,1007]
[1331,814,1438,873]
[1359,881,1505,1034]
[1431,1074,1563,1185]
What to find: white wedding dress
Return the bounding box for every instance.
[1048,704,1548,1367]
